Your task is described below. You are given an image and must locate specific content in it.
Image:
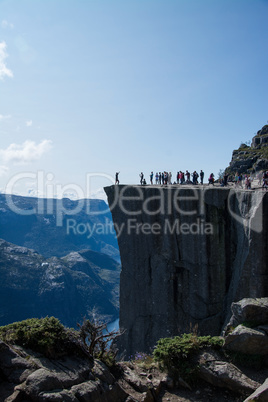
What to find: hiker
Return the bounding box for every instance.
[245,175,251,189]
[185,170,190,183]
[223,173,229,186]
[262,171,268,190]
[115,172,120,185]
[200,170,204,185]
[234,172,239,187]
[208,173,214,185]
[159,172,162,185]
[155,172,159,185]
[150,171,153,185]
[140,172,144,185]
[192,171,198,185]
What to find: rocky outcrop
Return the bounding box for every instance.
[104,185,268,357]
[197,351,260,395]
[224,297,268,355]
[224,325,268,355]
[1,297,268,401]
[0,239,120,327]
[252,125,268,149]
[226,124,268,175]
[0,340,166,401]
[225,297,268,328]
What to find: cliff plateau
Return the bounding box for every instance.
[105,185,268,357]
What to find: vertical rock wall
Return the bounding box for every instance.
[104,185,268,357]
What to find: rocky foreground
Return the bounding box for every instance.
[0,298,268,402]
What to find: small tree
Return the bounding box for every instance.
[77,317,123,364]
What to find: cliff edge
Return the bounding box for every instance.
[104,185,268,357]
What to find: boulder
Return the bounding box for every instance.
[226,298,268,330]
[23,368,63,397]
[198,351,260,396]
[224,325,268,355]
[244,378,268,402]
[0,340,35,383]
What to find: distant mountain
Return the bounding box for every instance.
[0,239,120,327]
[0,194,119,261]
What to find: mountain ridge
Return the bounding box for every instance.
[0,238,120,327]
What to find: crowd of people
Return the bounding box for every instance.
[138,170,208,186]
[115,170,268,190]
[231,171,268,190]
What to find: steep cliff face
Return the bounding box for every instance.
[104,185,268,357]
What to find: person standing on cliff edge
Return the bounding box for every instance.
[150,171,153,185]
[200,170,204,185]
[115,172,120,185]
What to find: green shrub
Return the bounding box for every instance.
[0,317,79,358]
[0,316,123,365]
[153,333,224,382]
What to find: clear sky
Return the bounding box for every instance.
[0,0,267,199]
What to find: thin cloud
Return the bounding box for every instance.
[0,41,13,80]
[0,165,8,176]
[0,139,52,164]
[0,114,11,120]
[1,20,14,29]
[26,120,33,127]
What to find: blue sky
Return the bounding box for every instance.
[0,0,267,198]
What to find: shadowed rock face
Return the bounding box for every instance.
[104,185,268,357]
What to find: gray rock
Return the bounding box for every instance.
[224,325,268,355]
[72,381,128,402]
[198,351,260,396]
[92,360,115,384]
[244,378,268,402]
[229,298,268,327]
[0,340,36,383]
[24,368,63,396]
[38,390,79,401]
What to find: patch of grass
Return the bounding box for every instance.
[0,317,79,358]
[130,352,155,369]
[153,333,224,383]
